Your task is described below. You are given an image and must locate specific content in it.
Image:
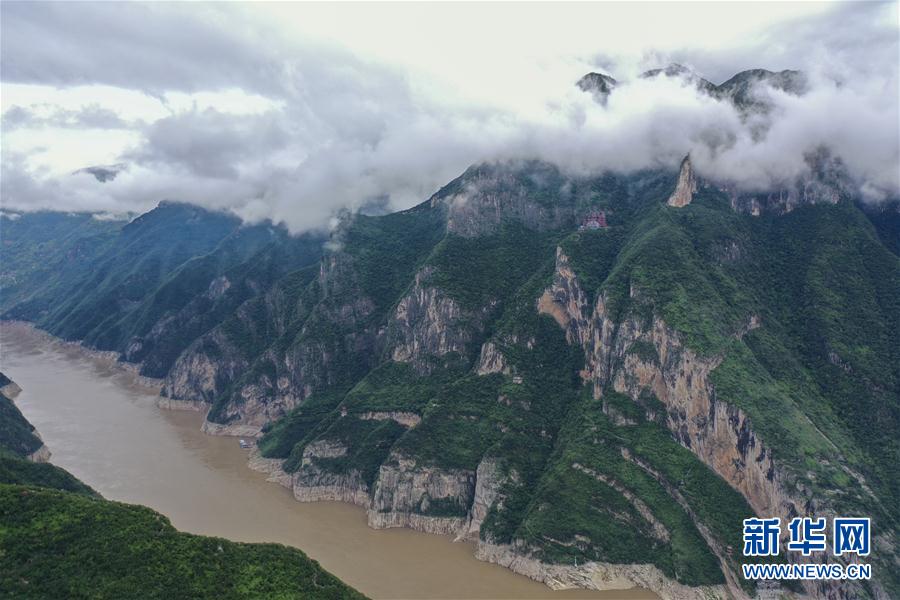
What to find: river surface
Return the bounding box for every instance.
[1,322,655,600]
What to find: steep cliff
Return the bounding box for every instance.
[0,374,50,463]
[666,156,696,208]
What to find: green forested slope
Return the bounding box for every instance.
[0,485,365,600]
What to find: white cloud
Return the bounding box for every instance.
[0,1,896,232]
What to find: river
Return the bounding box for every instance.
[0,322,655,599]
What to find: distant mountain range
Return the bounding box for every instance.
[577,64,808,113]
[1,67,898,600]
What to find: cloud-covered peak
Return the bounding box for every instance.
[1,1,897,231]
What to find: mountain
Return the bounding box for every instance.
[0,376,365,600]
[3,71,899,599]
[576,72,617,104]
[2,203,326,377]
[580,64,808,113]
[73,163,127,182]
[640,63,719,96]
[0,371,50,462]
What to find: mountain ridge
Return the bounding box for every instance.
[1,68,898,599]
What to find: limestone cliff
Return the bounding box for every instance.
[387,267,475,374]
[475,542,729,600]
[537,246,880,599]
[666,156,696,208]
[431,162,583,237]
[292,440,371,506]
[368,453,475,535]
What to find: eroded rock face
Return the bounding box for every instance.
[292,440,370,506]
[476,341,509,375]
[537,246,880,599]
[367,454,475,535]
[432,163,581,237]
[666,156,697,208]
[388,267,473,374]
[167,248,382,432]
[359,411,422,428]
[539,247,802,521]
[460,457,504,540]
[0,381,22,399]
[474,542,729,600]
[163,329,247,404]
[294,467,370,506]
[27,444,51,463]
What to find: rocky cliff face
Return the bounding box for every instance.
[368,454,475,535]
[292,440,371,506]
[666,156,696,208]
[475,542,729,600]
[432,162,582,237]
[539,247,801,520]
[163,328,248,406]
[164,248,381,433]
[537,246,885,599]
[387,267,475,373]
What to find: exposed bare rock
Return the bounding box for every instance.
[537,248,592,348]
[432,162,581,237]
[666,155,697,208]
[302,439,349,462]
[1,381,22,399]
[459,457,506,540]
[292,440,370,505]
[163,328,250,403]
[358,411,421,428]
[157,397,203,411]
[539,245,804,522]
[206,275,231,300]
[27,444,51,463]
[247,448,292,489]
[475,341,509,375]
[368,454,474,535]
[475,542,729,600]
[536,244,875,598]
[293,468,370,506]
[200,419,262,438]
[388,267,473,374]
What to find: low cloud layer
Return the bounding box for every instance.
[1,2,897,231]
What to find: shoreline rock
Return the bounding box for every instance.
[156,397,204,411]
[200,418,262,438]
[1,381,22,399]
[27,443,51,463]
[475,542,728,600]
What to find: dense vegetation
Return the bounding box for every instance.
[0,485,365,600]
[0,450,96,495]
[0,391,43,458]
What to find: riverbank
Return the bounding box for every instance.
[1,321,649,599]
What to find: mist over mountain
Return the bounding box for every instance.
[1,2,897,233]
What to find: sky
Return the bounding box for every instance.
[1,1,898,232]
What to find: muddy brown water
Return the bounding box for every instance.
[1,322,656,599]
